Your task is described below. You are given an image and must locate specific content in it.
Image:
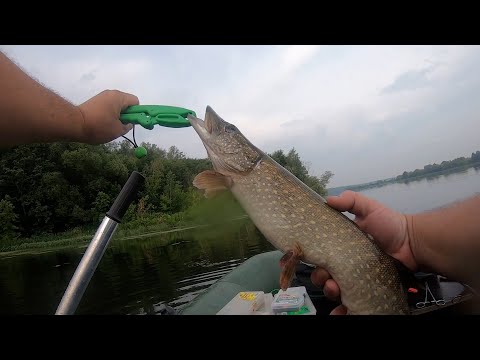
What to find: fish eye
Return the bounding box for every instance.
[225,124,237,133]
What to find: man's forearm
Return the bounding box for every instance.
[406,194,480,285]
[0,52,84,148]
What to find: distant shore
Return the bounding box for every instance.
[328,163,480,196]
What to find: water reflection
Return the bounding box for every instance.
[0,218,274,314]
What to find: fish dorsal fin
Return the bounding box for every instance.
[193,170,233,198]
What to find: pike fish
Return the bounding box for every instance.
[188,106,409,315]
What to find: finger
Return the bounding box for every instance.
[110,124,133,140]
[323,279,341,300]
[327,190,380,218]
[111,119,133,138]
[122,123,133,134]
[330,305,348,315]
[113,91,137,135]
[311,267,331,287]
[120,92,140,110]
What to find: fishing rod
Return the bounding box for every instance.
[55,105,195,315]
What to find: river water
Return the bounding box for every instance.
[1,167,479,314]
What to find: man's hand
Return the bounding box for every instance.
[311,190,480,314]
[311,190,415,314]
[77,90,138,144]
[0,51,140,148]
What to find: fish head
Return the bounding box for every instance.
[188,106,262,176]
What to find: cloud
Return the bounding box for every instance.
[80,71,96,82]
[381,65,434,94]
[2,45,480,187]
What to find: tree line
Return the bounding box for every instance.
[0,142,333,241]
[395,150,480,181]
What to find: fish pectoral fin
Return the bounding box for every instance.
[279,251,293,268]
[193,170,232,198]
[205,187,228,199]
[279,242,304,291]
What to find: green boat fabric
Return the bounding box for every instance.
[180,250,283,315]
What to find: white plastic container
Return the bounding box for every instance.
[216,287,316,315]
[271,286,316,315]
[271,287,305,313]
[216,291,266,315]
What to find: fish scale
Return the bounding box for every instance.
[232,158,408,314]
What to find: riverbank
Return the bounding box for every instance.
[0,212,182,253]
[0,181,251,254]
[0,193,249,254]
[0,226,198,257]
[0,214,250,257]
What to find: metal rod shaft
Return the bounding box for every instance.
[55,216,118,315]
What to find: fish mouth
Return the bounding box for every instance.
[187,105,215,141]
[188,106,217,161]
[188,113,206,135]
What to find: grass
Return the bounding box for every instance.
[0,198,249,254]
[0,212,182,252]
[0,186,253,254]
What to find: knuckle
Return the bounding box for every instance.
[104,89,121,97]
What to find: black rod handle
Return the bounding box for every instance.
[106,171,145,223]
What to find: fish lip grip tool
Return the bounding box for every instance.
[119,105,195,158]
[120,105,195,130]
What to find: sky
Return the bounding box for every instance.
[1,45,479,187]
